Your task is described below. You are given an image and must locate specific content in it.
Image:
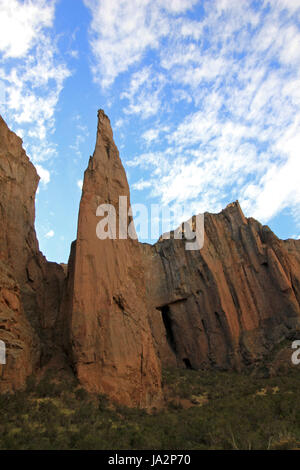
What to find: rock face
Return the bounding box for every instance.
[1,110,300,406]
[143,202,300,370]
[63,110,162,407]
[0,116,65,392]
[0,260,38,392]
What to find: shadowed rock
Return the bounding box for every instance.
[1,111,300,406]
[143,201,300,370]
[0,116,65,392]
[63,110,162,407]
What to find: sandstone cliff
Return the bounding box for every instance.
[1,111,300,406]
[63,110,162,407]
[143,202,300,370]
[0,116,65,391]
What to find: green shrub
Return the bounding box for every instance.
[0,367,299,450]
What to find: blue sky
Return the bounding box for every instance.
[0,0,300,262]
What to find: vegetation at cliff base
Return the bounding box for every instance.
[0,367,299,450]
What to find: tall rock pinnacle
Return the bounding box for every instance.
[1,110,300,403]
[64,110,162,407]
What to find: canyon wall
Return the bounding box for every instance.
[0,116,65,391]
[143,202,300,370]
[1,111,300,404]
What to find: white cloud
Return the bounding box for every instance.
[115,118,124,128]
[0,0,70,163]
[120,67,166,118]
[68,50,79,59]
[242,124,300,222]
[124,0,300,230]
[268,0,300,15]
[45,229,54,239]
[172,89,192,104]
[83,0,197,87]
[132,179,152,191]
[36,164,50,185]
[141,125,170,144]
[77,179,83,190]
[69,120,89,159]
[142,128,160,144]
[0,0,55,59]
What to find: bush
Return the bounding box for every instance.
[0,367,299,450]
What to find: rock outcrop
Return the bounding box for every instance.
[143,202,300,370]
[0,116,65,392]
[0,260,38,392]
[63,110,162,407]
[1,110,300,406]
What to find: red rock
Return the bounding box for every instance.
[143,202,300,370]
[0,115,65,391]
[0,260,39,392]
[1,110,300,406]
[63,110,162,407]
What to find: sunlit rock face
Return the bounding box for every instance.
[0,116,65,392]
[63,110,162,408]
[1,111,300,406]
[143,202,300,370]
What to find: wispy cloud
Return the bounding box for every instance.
[0,0,70,164]
[70,117,90,159]
[45,229,54,239]
[0,0,55,59]
[121,67,166,118]
[85,0,300,230]
[83,0,197,88]
[36,164,50,186]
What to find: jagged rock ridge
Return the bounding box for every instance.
[143,202,300,370]
[0,111,300,405]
